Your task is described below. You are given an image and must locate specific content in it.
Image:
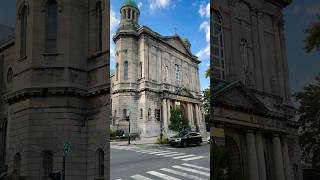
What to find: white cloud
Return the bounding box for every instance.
[199,2,210,18]
[138,2,143,9]
[110,8,120,35]
[196,2,210,62]
[150,0,171,10]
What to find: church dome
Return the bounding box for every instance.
[121,0,139,10]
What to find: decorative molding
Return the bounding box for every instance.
[41,0,64,13]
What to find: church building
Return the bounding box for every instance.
[211,0,302,180]
[0,0,110,179]
[111,0,206,139]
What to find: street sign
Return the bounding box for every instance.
[63,142,72,156]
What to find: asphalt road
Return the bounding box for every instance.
[111,143,210,180]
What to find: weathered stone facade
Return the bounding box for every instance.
[0,0,110,179]
[211,0,302,180]
[111,1,206,139]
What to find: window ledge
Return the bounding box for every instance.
[18,56,27,62]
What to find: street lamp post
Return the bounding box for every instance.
[126,115,130,145]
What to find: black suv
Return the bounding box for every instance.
[169,132,203,147]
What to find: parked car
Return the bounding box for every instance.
[169,132,203,147]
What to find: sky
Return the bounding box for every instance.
[110,0,210,91]
[0,0,319,93]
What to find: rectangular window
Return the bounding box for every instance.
[175,64,181,85]
[123,109,127,119]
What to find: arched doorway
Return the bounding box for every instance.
[225,135,243,175]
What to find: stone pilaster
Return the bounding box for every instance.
[256,132,267,180]
[272,134,285,180]
[162,99,168,133]
[282,137,292,180]
[246,130,260,180]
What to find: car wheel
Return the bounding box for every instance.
[182,141,188,148]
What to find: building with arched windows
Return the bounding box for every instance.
[0,0,110,179]
[110,0,206,139]
[211,0,302,180]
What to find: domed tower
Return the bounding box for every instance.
[112,0,141,135]
[119,0,140,31]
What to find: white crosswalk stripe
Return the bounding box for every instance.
[147,171,182,180]
[182,156,205,161]
[160,168,208,180]
[131,174,153,180]
[181,163,210,171]
[113,163,210,180]
[172,154,195,159]
[172,165,210,177]
[111,145,205,162]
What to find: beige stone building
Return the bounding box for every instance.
[0,0,110,179]
[211,0,302,180]
[111,1,206,139]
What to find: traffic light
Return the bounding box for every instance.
[49,171,61,180]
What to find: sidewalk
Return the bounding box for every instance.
[110,137,162,146]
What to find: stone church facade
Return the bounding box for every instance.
[0,0,110,179]
[211,0,302,180]
[111,1,206,139]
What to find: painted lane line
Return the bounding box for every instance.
[163,153,186,157]
[172,165,210,177]
[160,168,208,180]
[182,156,205,161]
[172,154,195,159]
[181,163,210,171]
[131,174,153,180]
[153,152,180,156]
[147,171,181,180]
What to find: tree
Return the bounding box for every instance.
[294,74,320,169]
[304,15,320,53]
[169,107,189,133]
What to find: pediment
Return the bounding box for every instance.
[213,81,268,113]
[175,87,194,98]
[162,37,191,56]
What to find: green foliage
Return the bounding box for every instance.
[294,74,320,168]
[156,136,169,144]
[169,107,189,133]
[304,15,320,53]
[212,146,246,180]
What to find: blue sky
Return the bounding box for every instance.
[110,0,210,91]
[0,0,319,93]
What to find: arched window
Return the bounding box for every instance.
[96,1,103,51]
[148,108,151,120]
[13,153,21,176]
[20,6,28,58]
[140,109,143,118]
[128,9,131,19]
[43,151,53,177]
[45,0,58,52]
[96,148,104,178]
[139,62,142,78]
[116,63,119,81]
[212,10,225,80]
[175,64,181,85]
[124,61,128,80]
[123,109,127,118]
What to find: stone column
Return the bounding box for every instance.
[256,132,267,180]
[246,130,260,180]
[162,99,168,133]
[167,99,171,126]
[272,134,285,180]
[189,104,194,131]
[282,137,292,180]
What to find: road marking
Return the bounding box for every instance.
[172,154,195,159]
[153,151,179,156]
[181,163,210,171]
[160,168,208,180]
[182,156,205,161]
[172,165,210,177]
[163,153,186,157]
[131,174,153,180]
[147,171,181,180]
